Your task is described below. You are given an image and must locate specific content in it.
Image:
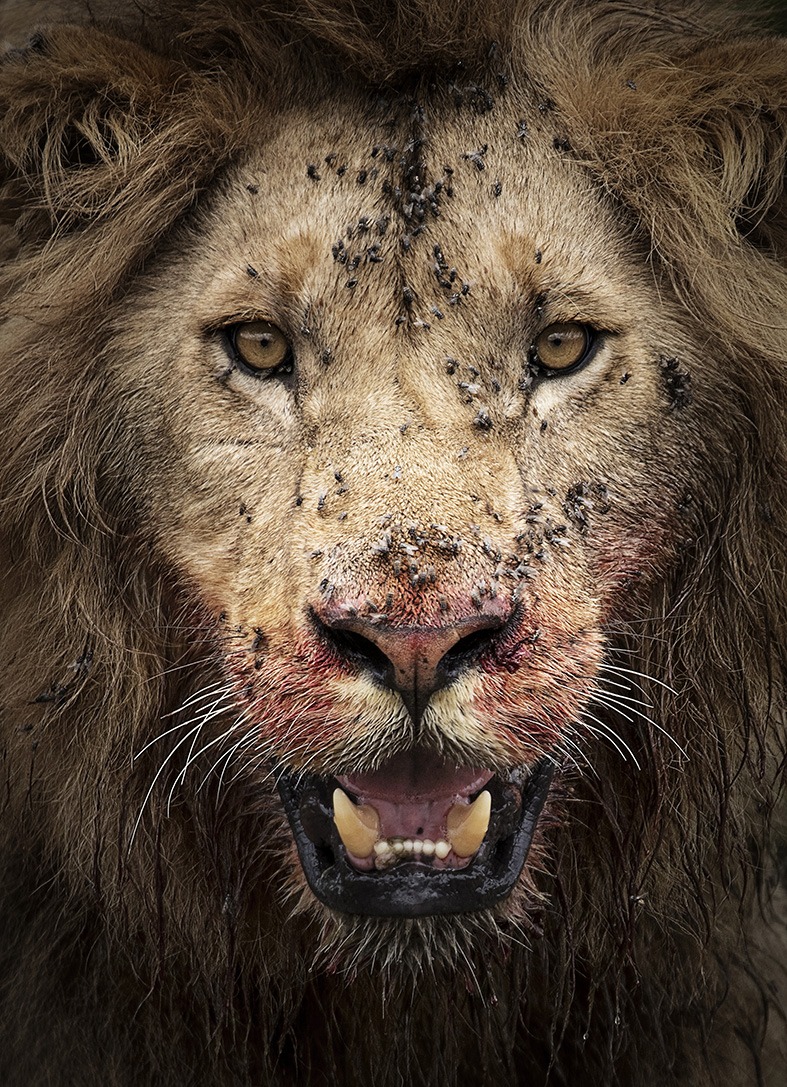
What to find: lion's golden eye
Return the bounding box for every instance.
[530,322,594,374]
[231,321,293,375]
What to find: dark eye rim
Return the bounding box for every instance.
[528,322,602,378]
[222,322,295,379]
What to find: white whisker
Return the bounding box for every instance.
[165,693,236,815]
[578,711,641,768]
[128,722,205,850]
[601,662,678,696]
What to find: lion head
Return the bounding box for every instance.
[0,1,785,1084]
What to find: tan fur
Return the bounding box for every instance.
[0,2,785,1084]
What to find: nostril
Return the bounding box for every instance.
[311,613,391,678]
[438,620,506,676]
[447,625,500,660]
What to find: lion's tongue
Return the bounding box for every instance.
[335,750,494,864]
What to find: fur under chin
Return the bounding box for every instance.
[293,874,547,979]
[0,835,770,1087]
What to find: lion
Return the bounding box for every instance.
[0,0,785,1083]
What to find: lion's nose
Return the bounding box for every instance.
[313,609,511,724]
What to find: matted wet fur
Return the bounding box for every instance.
[0,1,785,1084]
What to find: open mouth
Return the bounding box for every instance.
[276,749,554,916]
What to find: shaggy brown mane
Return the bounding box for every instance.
[0,1,785,1084]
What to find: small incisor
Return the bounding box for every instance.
[446,790,492,857]
[332,788,380,858]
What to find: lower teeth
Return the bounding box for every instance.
[373,837,451,869]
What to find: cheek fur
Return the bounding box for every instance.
[592,516,677,621]
[473,626,604,755]
[224,627,412,771]
[228,635,345,752]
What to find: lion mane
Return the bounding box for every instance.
[0,1,785,1084]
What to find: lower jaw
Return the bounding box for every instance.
[276,759,555,917]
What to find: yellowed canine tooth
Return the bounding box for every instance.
[446,790,492,857]
[332,788,380,858]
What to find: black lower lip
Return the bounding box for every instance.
[276,759,554,917]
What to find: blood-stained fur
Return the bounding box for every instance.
[0,2,785,1084]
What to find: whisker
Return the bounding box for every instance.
[134,718,198,761]
[166,695,237,815]
[147,653,224,683]
[596,676,655,710]
[590,692,689,760]
[578,711,641,768]
[128,722,205,850]
[161,679,230,718]
[601,662,678,696]
[133,684,235,761]
[193,718,250,793]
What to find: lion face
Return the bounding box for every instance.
[103,87,697,916]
